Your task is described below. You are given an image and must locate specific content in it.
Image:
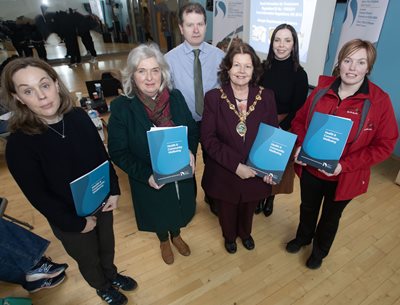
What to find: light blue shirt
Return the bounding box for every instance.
[165,41,225,121]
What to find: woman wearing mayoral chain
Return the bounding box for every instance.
[201,40,278,254]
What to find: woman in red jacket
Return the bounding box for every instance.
[288,39,398,269]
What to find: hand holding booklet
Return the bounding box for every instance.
[70,160,110,217]
[297,112,353,173]
[147,125,192,185]
[247,123,297,184]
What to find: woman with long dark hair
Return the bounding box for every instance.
[257,24,309,217]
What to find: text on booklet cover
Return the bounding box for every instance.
[298,112,353,173]
[147,126,192,184]
[70,160,110,217]
[247,123,297,183]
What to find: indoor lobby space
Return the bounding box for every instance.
[1,1,400,302]
[1,43,400,305]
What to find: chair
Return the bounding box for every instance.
[0,197,34,230]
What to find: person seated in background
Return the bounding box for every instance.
[200,40,278,254]
[2,57,137,305]
[107,43,199,265]
[287,39,399,269]
[0,217,68,293]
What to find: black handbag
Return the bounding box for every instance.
[91,98,108,114]
[80,97,108,114]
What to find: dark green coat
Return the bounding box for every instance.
[107,89,199,232]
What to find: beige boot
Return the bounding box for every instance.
[171,235,191,256]
[160,240,174,264]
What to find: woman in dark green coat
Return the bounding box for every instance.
[107,43,199,265]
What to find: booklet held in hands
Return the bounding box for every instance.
[70,160,110,217]
[247,123,297,183]
[297,112,353,173]
[147,126,192,185]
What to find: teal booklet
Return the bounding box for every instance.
[70,160,110,216]
[247,123,297,183]
[298,112,353,173]
[147,126,192,184]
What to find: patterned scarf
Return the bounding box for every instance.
[137,88,175,127]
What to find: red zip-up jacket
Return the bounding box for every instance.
[291,75,398,201]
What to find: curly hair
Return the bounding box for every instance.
[121,42,172,98]
[218,39,263,86]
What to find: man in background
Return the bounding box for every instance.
[165,2,225,215]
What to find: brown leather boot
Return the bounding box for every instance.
[160,240,174,264]
[171,235,191,256]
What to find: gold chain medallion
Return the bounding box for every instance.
[220,87,263,137]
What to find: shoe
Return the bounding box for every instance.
[68,63,78,68]
[306,254,323,270]
[255,199,266,214]
[285,239,309,254]
[263,196,274,217]
[24,271,66,293]
[90,56,97,63]
[26,256,69,281]
[171,235,191,256]
[112,274,138,291]
[224,241,237,254]
[160,240,174,264]
[242,236,255,250]
[96,286,127,305]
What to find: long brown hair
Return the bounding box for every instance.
[1,57,74,134]
[332,39,377,77]
[263,24,301,72]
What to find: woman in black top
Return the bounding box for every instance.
[2,57,135,305]
[257,24,309,216]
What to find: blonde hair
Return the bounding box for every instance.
[121,43,172,98]
[1,57,74,134]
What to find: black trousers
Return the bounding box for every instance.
[296,169,351,259]
[51,211,117,290]
[156,229,180,242]
[64,33,81,64]
[80,31,97,57]
[216,199,259,242]
[196,120,218,212]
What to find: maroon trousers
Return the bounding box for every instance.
[215,199,259,242]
